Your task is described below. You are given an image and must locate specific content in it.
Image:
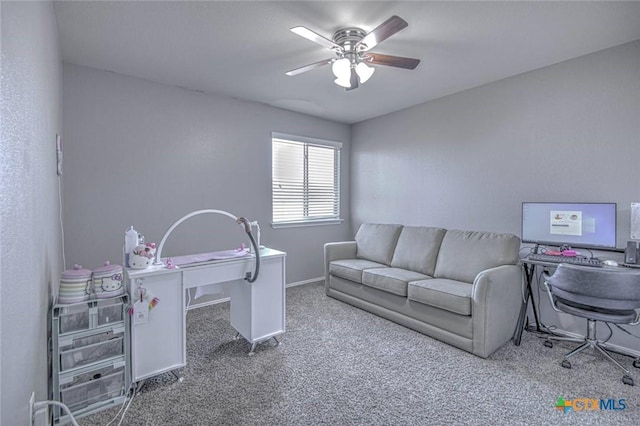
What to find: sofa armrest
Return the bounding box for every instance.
[324,241,357,287]
[471,264,524,358]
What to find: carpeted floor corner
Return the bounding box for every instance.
[80,282,639,425]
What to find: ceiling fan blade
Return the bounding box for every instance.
[346,68,359,91]
[356,16,408,52]
[365,53,420,70]
[290,26,342,51]
[285,58,334,76]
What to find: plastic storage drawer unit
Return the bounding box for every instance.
[97,301,123,327]
[59,304,91,334]
[51,294,130,424]
[60,365,125,413]
[58,299,126,334]
[59,330,124,371]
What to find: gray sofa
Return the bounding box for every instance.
[324,223,523,358]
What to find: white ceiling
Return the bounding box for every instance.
[53,1,640,124]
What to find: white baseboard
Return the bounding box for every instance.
[525,321,640,358]
[186,297,231,310]
[603,341,640,359]
[286,276,323,288]
[186,277,323,311]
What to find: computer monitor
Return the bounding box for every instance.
[521,202,617,250]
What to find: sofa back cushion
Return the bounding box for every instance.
[355,223,403,265]
[390,226,446,276]
[434,230,520,283]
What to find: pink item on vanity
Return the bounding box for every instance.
[92,261,124,299]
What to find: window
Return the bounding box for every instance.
[272,132,342,227]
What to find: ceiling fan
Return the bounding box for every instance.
[286,15,420,91]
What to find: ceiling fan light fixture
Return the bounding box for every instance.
[355,62,375,84]
[331,58,351,79]
[334,77,352,88]
[287,16,419,91]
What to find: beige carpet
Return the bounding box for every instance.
[80,281,639,425]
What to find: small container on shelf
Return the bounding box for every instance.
[92,261,124,299]
[129,243,156,269]
[59,265,92,304]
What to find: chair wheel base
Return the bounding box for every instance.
[561,360,572,369]
[633,359,640,369]
[622,375,634,386]
[544,340,553,348]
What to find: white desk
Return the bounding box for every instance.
[127,248,286,382]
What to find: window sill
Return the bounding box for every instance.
[271,219,344,229]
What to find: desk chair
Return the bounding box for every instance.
[542,264,640,386]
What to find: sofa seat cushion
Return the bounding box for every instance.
[362,268,431,297]
[330,259,388,284]
[408,278,473,316]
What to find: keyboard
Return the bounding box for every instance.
[525,253,602,267]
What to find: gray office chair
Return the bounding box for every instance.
[542,263,640,386]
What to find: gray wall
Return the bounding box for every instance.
[351,40,640,244]
[1,1,63,424]
[351,41,640,352]
[62,64,351,284]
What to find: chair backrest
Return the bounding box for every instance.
[547,264,640,312]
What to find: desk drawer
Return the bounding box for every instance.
[182,261,251,288]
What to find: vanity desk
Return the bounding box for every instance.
[127,248,286,383]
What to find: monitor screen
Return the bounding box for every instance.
[522,202,617,249]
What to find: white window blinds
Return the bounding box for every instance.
[272,133,342,225]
